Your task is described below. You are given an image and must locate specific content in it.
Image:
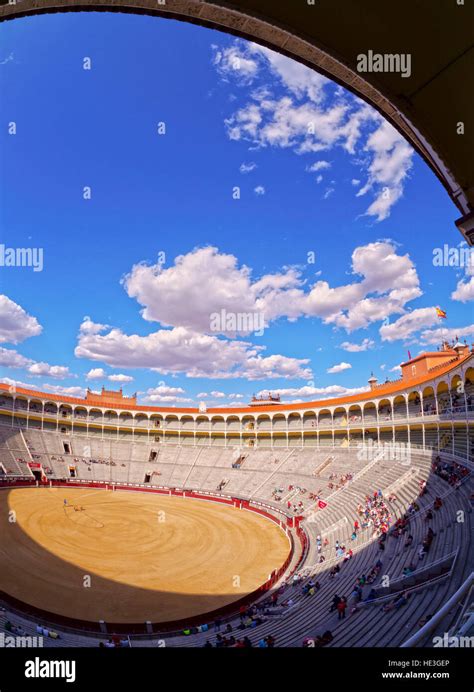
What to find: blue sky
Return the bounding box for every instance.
[0,12,472,407]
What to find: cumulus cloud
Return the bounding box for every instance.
[122,247,260,336]
[80,317,110,335]
[74,241,423,382]
[340,338,375,352]
[86,368,106,380]
[121,243,420,338]
[379,307,439,342]
[75,322,311,380]
[4,379,84,397]
[27,363,71,379]
[327,361,352,374]
[0,295,42,344]
[41,384,85,397]
[108,374,134,383]
[451,277,474,303]
[85,368,133,383]
[419,325,474,346]
[2,377,40,391]
[141,384,191,404]
[0,347,32,369]
[0,347,71,379]
[241,354,311,380]
[254,185,265,195]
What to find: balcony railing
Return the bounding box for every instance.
[0,403,472,432]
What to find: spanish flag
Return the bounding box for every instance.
[436,307,447,319]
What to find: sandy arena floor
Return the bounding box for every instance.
[0,487,290,624]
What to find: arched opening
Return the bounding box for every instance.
[378,399,392,422]
[348,405,362,425]
[363,402,377,425]
[333,406,347,427]
[302,411,317,430]
[421,386,437,417]
[393,395,407,420]
[287,413,301,430]
[318,409,332,428]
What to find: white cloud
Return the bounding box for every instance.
[86,368,134,384]
[212,44,259,83]
[327,361,352,374]
[390,364,402,373]
[254,185,265,195]
[340,338,375,352]
[142,384,190,404]
[379,307,439,342]
[80,317,109,335]
[323,187,334,199]
[0,53,14,66]
[451,277,474,303]
[419,325,474,346]
[239,161,257,174]
[123,247,260,335]
[2,377,40,391]
[356,120,413,221]
[75,322,311,380]
[0,347,32,369]
[27,363,71,379]
[0,346,71,379]
[262,383,368,400]
[214,40,413,221]
[108,374,134,383]
[241,354,311,380]
[122,243,421,339]
[0,295,42,344]
[307,160,331,172]
[248,43,329,103]
[41,384,85,397]
[86,368,106,380]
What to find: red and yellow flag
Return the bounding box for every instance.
[436,307,447,319]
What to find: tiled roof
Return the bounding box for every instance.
[0,353,471,414]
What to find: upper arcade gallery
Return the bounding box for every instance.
[0,348,472,431]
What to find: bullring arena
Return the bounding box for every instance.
[0,341,473,648]
[0,487,290,625]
